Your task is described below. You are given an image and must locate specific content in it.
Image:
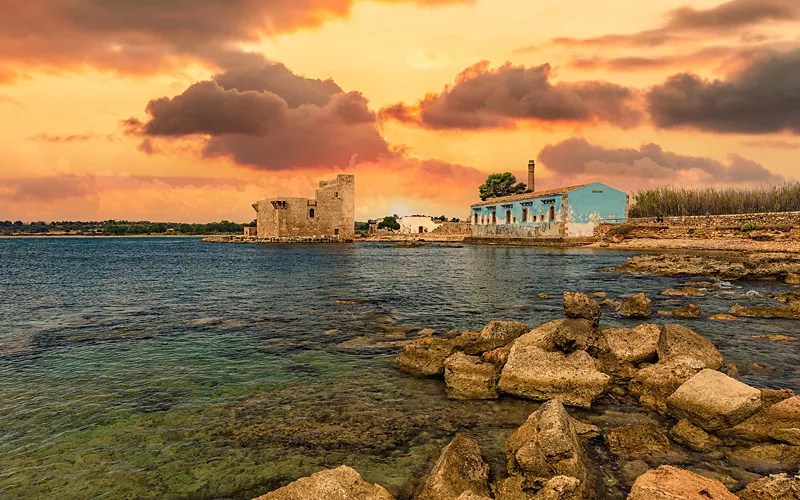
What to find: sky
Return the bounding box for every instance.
[1,0,799,222]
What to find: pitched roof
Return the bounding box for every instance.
[471,184,591,207]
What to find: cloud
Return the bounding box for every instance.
[27,133,101,143]
[129,57,392,170]
[537,138,783,187]
[647,49,800,134]
[548,0,800,49]
[741,139,800,149]
[569,46,739,72]
[0,0,471,76]
[379,61,643,130]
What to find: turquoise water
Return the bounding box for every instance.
[0,238,798,499]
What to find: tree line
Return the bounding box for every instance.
[0,220,250,236]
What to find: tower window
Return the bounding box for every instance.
[309,208,315,218]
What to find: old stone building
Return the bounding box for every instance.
[251,174,355,241]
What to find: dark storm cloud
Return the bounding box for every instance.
[548,0,800,49]
[538,138,782,184]
[379,61,643,130]
[646,49,800,134]
[129,58,391,170]
[0,0,472,76]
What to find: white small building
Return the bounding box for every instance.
[397,215,443,234]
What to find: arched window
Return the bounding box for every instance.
[548,205,556,221]
[522,208,528,223]
[309,208,315,218]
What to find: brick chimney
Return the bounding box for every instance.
[527,160,535,193]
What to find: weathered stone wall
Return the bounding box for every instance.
[471,221,564,238]
[431,222,471,234]
[628,211,800,227]
[252,174,355,240]
[595,223,800,241]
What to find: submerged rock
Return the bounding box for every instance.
[669,419,723,453]
[722,396,800,445]
[396,337,457,377]
[552,319,600,354]
[630,357,706,411]
[666,369,762,432]
[443,352,499,400]
[709,314,740,322]
[737,473,800,500]
[417,434,491,500]
[657,324,724,370]
[729,304,800,319]
[726,443,800,472]
[619,293,652,318]
[627,465,737,499]
[498,347,610,408]
[563,292,601,325]
[672,304,702,318]
[601,298,622,312]
[603,424,673,461]
[505,400,586,495]
[253,465,394,500]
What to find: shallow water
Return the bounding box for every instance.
[0,238,798,499]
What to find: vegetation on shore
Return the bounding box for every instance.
[629,183,800,218]
[0,220,249,236]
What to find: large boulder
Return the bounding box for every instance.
[505,400,586,495]
[459,321,529,355]
[629,357,706,410]
[760,388,795,408]
[417,434,491,500]
[254,465,394,500]
[492,476,581,500]
[510,320,566,352]
[619,293,652,318]
[721,396,800,445]
[444,352,499,400]
[627,465,737,499]
[604,424,673,461]
[499,347,610,408]
[737,473,800,500]
[552,319,600,354]
[596,324,660,377]
[668,419,722,453]
[396,337,457,377]
[657,324,724,370]
[563,292,601,325]
[666,369,762,432]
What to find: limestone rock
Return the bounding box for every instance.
[672,304,702,318]
[669,419,722,453]
[444,352,499,400]
[455,492,492,500]
[552,319,600,354]
[729,304,800,319]
[726,444,800,472]
[627,465,737,500]
[396,337,456,377]
[597,324,660,367]
[481,346,511,368]
[459,321,529,355]
[498,347,610,408]
[505,400,586,495]
[760,388,795,408]
[786,273,800,285]
[619,293,652,318]
[710,314,739,321]
[532,476,582,500]
[253,465,394,500]
[417,434,491,500]
[723,396,800,445]
[601,298,622,312]
[604,424,673,460]
[510,320,566,352]
[657,324,724,370]
[591,292,607,298]
[492,476,531,500]
[737,473,800,500]
[629,357,706,410]
[563,292,601,325]
[666,369,762,432]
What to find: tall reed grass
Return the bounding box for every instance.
[629,183,800,218]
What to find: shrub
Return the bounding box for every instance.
[740,222,757,232]
[606,224,635,236]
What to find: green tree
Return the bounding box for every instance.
[377,216,400,230]
[478,173,527,200]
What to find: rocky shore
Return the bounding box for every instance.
[610,252,800,283]
[251,292,800,499]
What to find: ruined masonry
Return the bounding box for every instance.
[250,174,355,241]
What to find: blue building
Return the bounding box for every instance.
[470,182,628,239]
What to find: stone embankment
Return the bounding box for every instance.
[611,252,800,283]
[251,292,800,499]
[203,235,352,244]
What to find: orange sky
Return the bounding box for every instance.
[1,0,799,222]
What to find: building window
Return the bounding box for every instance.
[549,205,556,221]
[418,226,424,234]
[539,214,544,222]
[473,213,478,224]
[505,210,511,224]
[334,228,339,236]
[522,208,528,223]
[334,192,339,199]
[491,212,496,224]
[309,208,315,218]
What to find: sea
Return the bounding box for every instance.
[0,238,798,499]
